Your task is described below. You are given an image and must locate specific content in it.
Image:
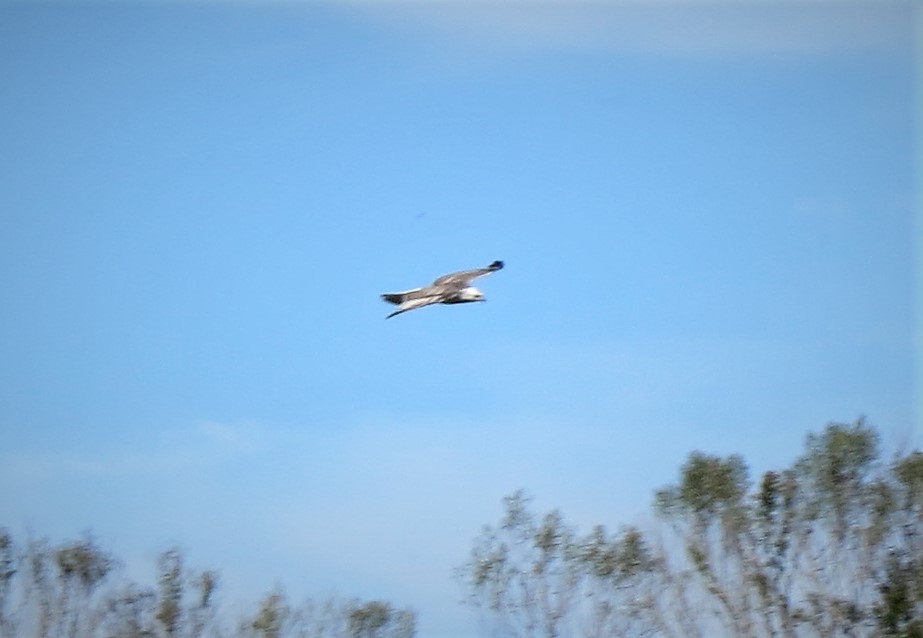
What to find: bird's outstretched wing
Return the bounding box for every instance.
[385,295,442,319]
[432,260,504,289]
[381,260,503,319]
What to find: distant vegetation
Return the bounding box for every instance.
[456,418,923,637]
[3,418,920,637]
[0,533,414,638]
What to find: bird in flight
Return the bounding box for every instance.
[381,260,504,319]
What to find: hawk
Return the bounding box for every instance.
[381,260,504,319]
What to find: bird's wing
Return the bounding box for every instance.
[432,260,504,289]
[386,295,442,319]
[380,288,425,305]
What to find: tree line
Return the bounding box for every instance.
[456,418,923,637]
[3,418,920,637]
[0,532,414,638]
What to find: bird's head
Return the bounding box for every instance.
[458,286,486,302]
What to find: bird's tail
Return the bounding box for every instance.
[381,292,405,305]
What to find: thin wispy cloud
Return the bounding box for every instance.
[1,0,906,59]
[349,1,911,60]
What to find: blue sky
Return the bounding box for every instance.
[0,1,918,636]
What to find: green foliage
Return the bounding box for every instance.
[156,548,183,637]
[251,592,288,638]
[579,525,654,580]
[678,452,748,516]
[346,600,414,638]
[0,534,415,638]
[461,418,923,637]
[895,452,923,513]
[796,418,880,539]
[876,555,923,637]
[459,491,659,637]
[54,535,113,592]
[801,419,879,489]
[347,601,390,638]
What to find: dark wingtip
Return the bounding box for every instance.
[489,260,504,270]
